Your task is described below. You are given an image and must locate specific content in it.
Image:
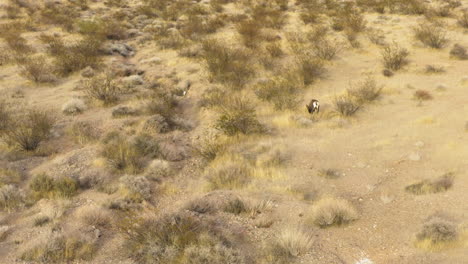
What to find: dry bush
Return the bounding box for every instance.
[84,72,121,105]
[449,44,468,60]
[2,109,54,151]
[367,28,386,46]
[0,101,10,132]
[237,19,263,48]
[145,159,171,181]
[265,42,284,58]
[193,131,226,162]
[381,42,409,71]
[2,32,34,54]
[416,215,459,250]
[33,216,51,227]
[77,18,127,40]
[16,55,56,83]
[255,76,303,110]
[458,11,468,28]
[205,159,252,190]
[21,234,97,263]
[62,99,87,115]
[215,97,263,136]
[405,173,454,195]
[145,91,178,125]
[348,76,382,103]
[413,90,433,101]
[295,55,325,85]
[413,22,448,49]
[318,169,340,179]
[185,197,217,214]
[67,121,99,145]
[333,95,360,117]
[310,198,358,227]
[39,3,80,31]
[29,174,78,200]
[199,86,225,109]
[180,15,226,40]
[425,64,445,73]
[201,39,254,89]
[124,212,246,264]
[0,185,24,211]
[119,175,151,203]
[224,198,248,215]
[265,226,313,263]
[102,133,160,174]
[5,4,22,19]
[313,38,343,60]
[80,207,112,228]
[251,2,287,29]
[0,168,22,186]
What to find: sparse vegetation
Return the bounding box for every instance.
[413,90,433,101]
[416,214,459,250]
[405,173,454,195]
[381,42,410,71]
[29,174,78,200]
[457,10,468,28]
[255,76,303,110]
[333,95,360,117]
[413,22,448,49]
[0,185,24,211]
[84,72,121,105]
[348,76,382,103]
[449,44,468,60]
[310,198,358,227]
[265,226,313,263]
[205,159,252,190]
[215,97,263,136]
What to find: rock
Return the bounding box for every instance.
[112,106,138,117]
[122,75,144,86]
[62,99,87,115]
[143,114,170,133]
[408,153,421,161]
[140,56,162,65]
[81,66,95,78]
[102,43,135,57]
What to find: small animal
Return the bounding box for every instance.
[306,99,320,114]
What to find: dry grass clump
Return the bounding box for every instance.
[33,216,51,227]
[458,10,468,28]
[333,95,360,117]
[102,133,160,174]
[84,72,121,105]
[318,169,340,179]
[185,197,217,214]
[77,18,127,40]
[1,108,54,151]
[205,159,252,190]
[0,102,10,132]
[413,90,433,101]
[67,121,99,145]
[236,19,263,48]
[416,215,459,251]
[310,198,358,227]
[223,198,248,215]
[0,168,22,186]
[201,39,254,89]
[425,64,445,74]
[294,54,325,86]
[413,22,448,49]
[312,38,343,61]
[29,174,79,200]
[381,42,409,71]
[0,185,24,212]
[215,97,264,136]
[405,173,454,195]
[251,2,287,29]
[80,207,112,229]
[21,234,97,263]
[265,42,284,58]
[119,175,152,203]
[348,76,382,104]
[255,75,303,110]
[265,226,313,263]
[16,55,57,83]
[193,131,226,162]
[449,44,468,60]
[124,211,246,264]
[145,90,179,127]
[39,2,80,31]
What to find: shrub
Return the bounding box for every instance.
[255,76,303,110]
[405,173,454,195]
[413,90,433,101]
[145,159,171,181]
[0,185,24,211]
[62,99,87,115]
[295,55,324,85]
[201,39,254,89]
[265,226,313,262]
[29,174,78,200]
[16,55,56,83]
[67,121,99,145]
[185,197,216,214]
[416,215,459,250]
[124,212,246,264]
[77,18,127,40]
[3,109,54,151]
[84,72,121,105]
[312,38,343,60]
[425,64,445,73]
[333,95,360,117]
[205,160,252,190]
[348,76,382,103]
[265,42,284,57]
[21,235,97,263]
[310,198,358,227]
[224,198,248,215]
[199,86,225,109]
[449,44,468,60]
[0,102,10,132]
[33,216,51,227]
[458,11,468,28]
[237,19,262,48]
[381,42,409,71]
[119,175,151,202]
[215,97,263,136]
[318,169,340,179]
[413,23,448,49]
[145,91,178,124]
[39,3,80,31]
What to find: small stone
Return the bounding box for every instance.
[408,153,421,161]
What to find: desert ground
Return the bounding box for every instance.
[0,0,467,263]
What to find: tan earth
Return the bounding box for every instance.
[0,0,467,263]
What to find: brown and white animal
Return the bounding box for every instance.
[306,99,320,114]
